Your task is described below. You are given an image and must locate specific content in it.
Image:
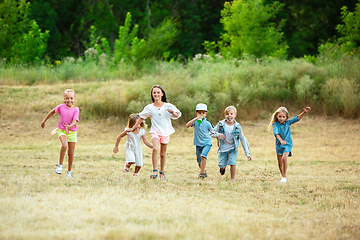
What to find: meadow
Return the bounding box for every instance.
[0,80,359,239]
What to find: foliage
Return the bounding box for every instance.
[337,1,360,53]
[12,20,49,63]
[218,0,288,58]
[0,0,31,60]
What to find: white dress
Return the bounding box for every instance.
[139,103,181,136]
[124,128,145,166]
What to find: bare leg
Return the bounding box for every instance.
[59,135,68,165]
[152,138,160,170]
[67,142,76,171]
[277,154,283,177]
[282,152,289,178]
[200,156,206,174]
[230,165,236,180]
[134,166,141,173]
[159,143,168,180]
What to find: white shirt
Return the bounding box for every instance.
[219,123,235,152]
[139,103,181,136]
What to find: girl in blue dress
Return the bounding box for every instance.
[268,106,311,183]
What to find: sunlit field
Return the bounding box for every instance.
[0,83,359,239]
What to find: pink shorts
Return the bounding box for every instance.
[151,132,170,144]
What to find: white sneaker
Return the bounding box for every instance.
[56,164,63,174]
[280,177,287,183]
[67,171,73,178]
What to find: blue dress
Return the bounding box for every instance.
[272,116,299,157]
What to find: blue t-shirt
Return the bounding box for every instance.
[272,115,299,154]
[192,118,213,146]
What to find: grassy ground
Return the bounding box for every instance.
[1,80,360,239]
[1,106,359,239]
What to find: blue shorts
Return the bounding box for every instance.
[218,149,238,168]
[196,145,211,164]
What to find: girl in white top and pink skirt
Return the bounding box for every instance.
[127,85,181,180]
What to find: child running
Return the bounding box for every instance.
[186,103,213,179]
[210,106,251,181]
[127,85,181,180]
[113,114,153,176]
[268,106,311,183]
[40,89,79,178]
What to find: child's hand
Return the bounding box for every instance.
[167,108,174,114]
[113,146,119,154]
[126,127,134,133]
[218,133,225,140]
[247,156,252,161]
[304,106,311,113]
[41,121,45,129]
[65,125,69,134]
[280,140,287,145]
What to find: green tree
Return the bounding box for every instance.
[12,20,49,63]
[0,0,31,60]
[337,0,360,53]
[219,0,288,58]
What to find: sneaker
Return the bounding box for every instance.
[124,162,130,173]
[280,177,287,183]
[220,168,226,175]
[67,171,73,178]
[55,164,63,174]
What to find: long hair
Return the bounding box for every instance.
[267,107,289,132]
[127,114,145,129]
[151,85,168,103]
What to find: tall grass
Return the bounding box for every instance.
[0,55,359,120]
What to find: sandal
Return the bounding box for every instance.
[159,171,166,181]
[133,172,138,177]
[150,169,158,179]
[220,167,226,175]
[124,163,130,173]
[199,173,206,179]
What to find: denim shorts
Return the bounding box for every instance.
[218,149,238,168]
[195,145,211,164]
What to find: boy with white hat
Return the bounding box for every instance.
[186,103,214,178]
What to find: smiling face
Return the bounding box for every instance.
[152,87,164,102]
[225,109,237,123]
[276,111,287,124]
[64,92,75,108]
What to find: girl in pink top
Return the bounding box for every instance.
[127,85,181,180]
[41,89,80,178]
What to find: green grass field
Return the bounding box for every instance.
[1,82,360,239]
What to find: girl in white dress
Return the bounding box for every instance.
[113,114,153,176]
[127,85,181,180]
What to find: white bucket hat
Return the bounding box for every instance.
[195,103,208,111]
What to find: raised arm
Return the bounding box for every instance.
[113,130,127,154]
[126,118,145,132]
[185,116,202,128]
[297,107,311,120]
[41,108,56,128]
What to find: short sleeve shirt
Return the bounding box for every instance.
[55,104,79,131]
[191,118,213,146]
[139,103,181,136]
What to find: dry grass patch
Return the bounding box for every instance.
[1,113,359,239]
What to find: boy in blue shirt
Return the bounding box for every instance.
[186,103,214,178]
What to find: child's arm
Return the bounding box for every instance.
[126,118,144,132]
[209,123,225,139]
[275,134,287,145]
[297,107,311,120]
[41,109,56,128]
[239,129,251,160]
[113,130,127,154]
[167,108,180,118]
[185,116,202,128]
[142,135,153,149]
[65,119,77,133]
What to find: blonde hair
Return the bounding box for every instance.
[224,106,237,115]
[64,89,76,97]
[127,114,145,128]
[267,107,289,132]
